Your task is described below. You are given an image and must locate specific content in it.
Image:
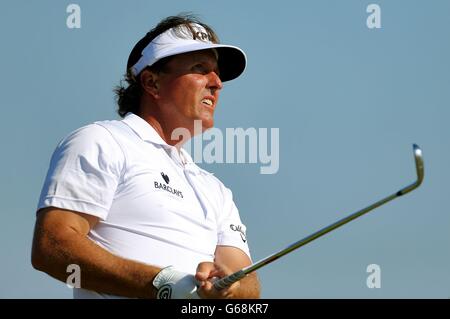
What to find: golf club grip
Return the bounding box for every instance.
[213,270,246,290]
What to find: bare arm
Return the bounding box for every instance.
[196,246,261,299]
[215,246,261,298]
[31,207,161,298]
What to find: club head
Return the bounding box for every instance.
[412,144,424,186]
[397,144,424,196]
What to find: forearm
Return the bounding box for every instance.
[208,246,261,299]
[233,272,261,299]
[32,226,160,298]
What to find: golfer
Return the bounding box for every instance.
[31,14,260,299]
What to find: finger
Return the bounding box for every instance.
[196,279,215,299]
[208,269,223,279]
[195,262,215,281]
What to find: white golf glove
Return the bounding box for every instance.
[152,266,200,299]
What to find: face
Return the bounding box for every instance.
[155,49,223,133]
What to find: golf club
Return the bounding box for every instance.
[213,144,424,290]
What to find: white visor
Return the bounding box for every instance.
[130,23,247,82]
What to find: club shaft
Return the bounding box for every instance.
[213,179,420,290]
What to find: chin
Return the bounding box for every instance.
[190,117,214,136]
[199,115,214,131]
[202,120,214,131]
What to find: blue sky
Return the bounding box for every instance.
[0,0,449,298]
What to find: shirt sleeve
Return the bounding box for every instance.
[37,123,124,220]
[216,185,251,259]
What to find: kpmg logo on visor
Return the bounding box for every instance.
[194,31,210,41]
[154,172,183,198]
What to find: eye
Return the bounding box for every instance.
[192,63,208,74]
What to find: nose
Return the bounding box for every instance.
[207,71,223,93]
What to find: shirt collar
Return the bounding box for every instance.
[179,148,194,164]
[122,112,205,171]
[122,112,168,146]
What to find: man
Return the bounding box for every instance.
[31,14,260,299]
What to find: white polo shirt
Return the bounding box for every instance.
[37,113,250,298]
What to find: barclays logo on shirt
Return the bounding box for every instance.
[154,172,184,198]
[161,172,170,184]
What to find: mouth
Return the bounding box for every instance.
[201,97,215,109]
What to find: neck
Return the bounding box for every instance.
[137,105,192,151]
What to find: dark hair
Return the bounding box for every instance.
[114,14,220,118]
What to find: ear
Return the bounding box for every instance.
[140,69,160,98]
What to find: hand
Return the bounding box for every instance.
[152,266,200,299]
[195,262,241,299]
